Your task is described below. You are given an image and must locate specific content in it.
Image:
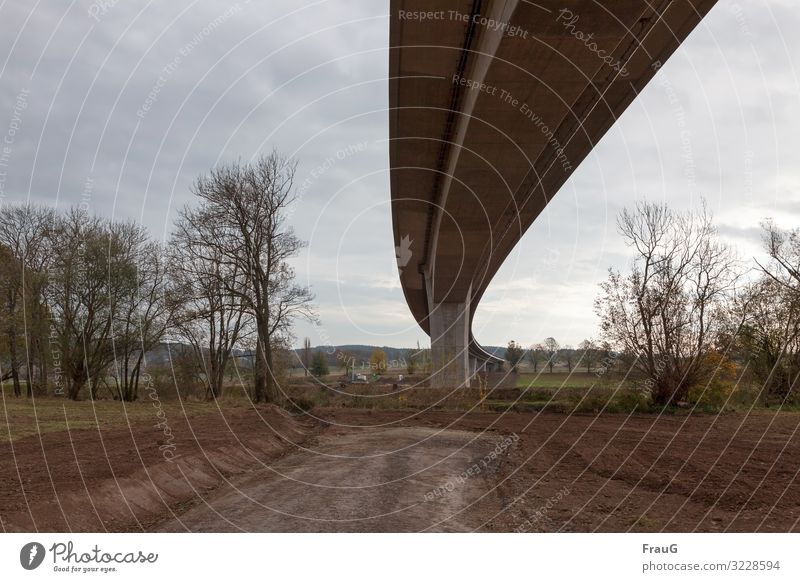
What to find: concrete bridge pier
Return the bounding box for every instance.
[429,301,471,389]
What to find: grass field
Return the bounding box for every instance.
[0,395,225,443]
[482,371,646,414]
[515,371,597,389]
[0,369,780,444]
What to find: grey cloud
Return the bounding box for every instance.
[1,0,798,348]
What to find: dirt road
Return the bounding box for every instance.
[156,427,507,532]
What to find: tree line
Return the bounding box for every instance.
[506,201,799,408]
[506,338,608,375]
[0,151,315,402]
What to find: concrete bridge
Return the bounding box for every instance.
[389,0,718,388]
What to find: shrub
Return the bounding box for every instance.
[286,396,315,414]
[688,352,738,410]
[310,351,329,377]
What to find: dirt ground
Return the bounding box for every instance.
[316,408,800,532]
[0,402,316,532]
[3,404,800,532]
[158,426,506,532]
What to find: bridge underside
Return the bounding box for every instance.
[389,0,718,387]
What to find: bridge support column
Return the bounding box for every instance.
[429,301,471,389]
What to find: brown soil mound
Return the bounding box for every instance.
[1,404,316,532]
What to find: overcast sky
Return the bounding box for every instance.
[1,0,798,349]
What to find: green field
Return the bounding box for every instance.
[0,395,222,443]
[515,371,598,389]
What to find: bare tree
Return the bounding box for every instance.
[47,210,147,400]
[185,151,316,403]
[543,337,560,373]
[111,231,179,401]
[735,278,799,403]
[0,204,55,396]
[743,222,800,402]
[595,201,740,406]
[759,220,800,289]
[0,205,177,400]
[0,244,24,394]
[171,210,252,400]
[505,340,525,373]
[528,343,543,373]
[560,344,574,372]
[578,339,598,373]
[0,244,24,395]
